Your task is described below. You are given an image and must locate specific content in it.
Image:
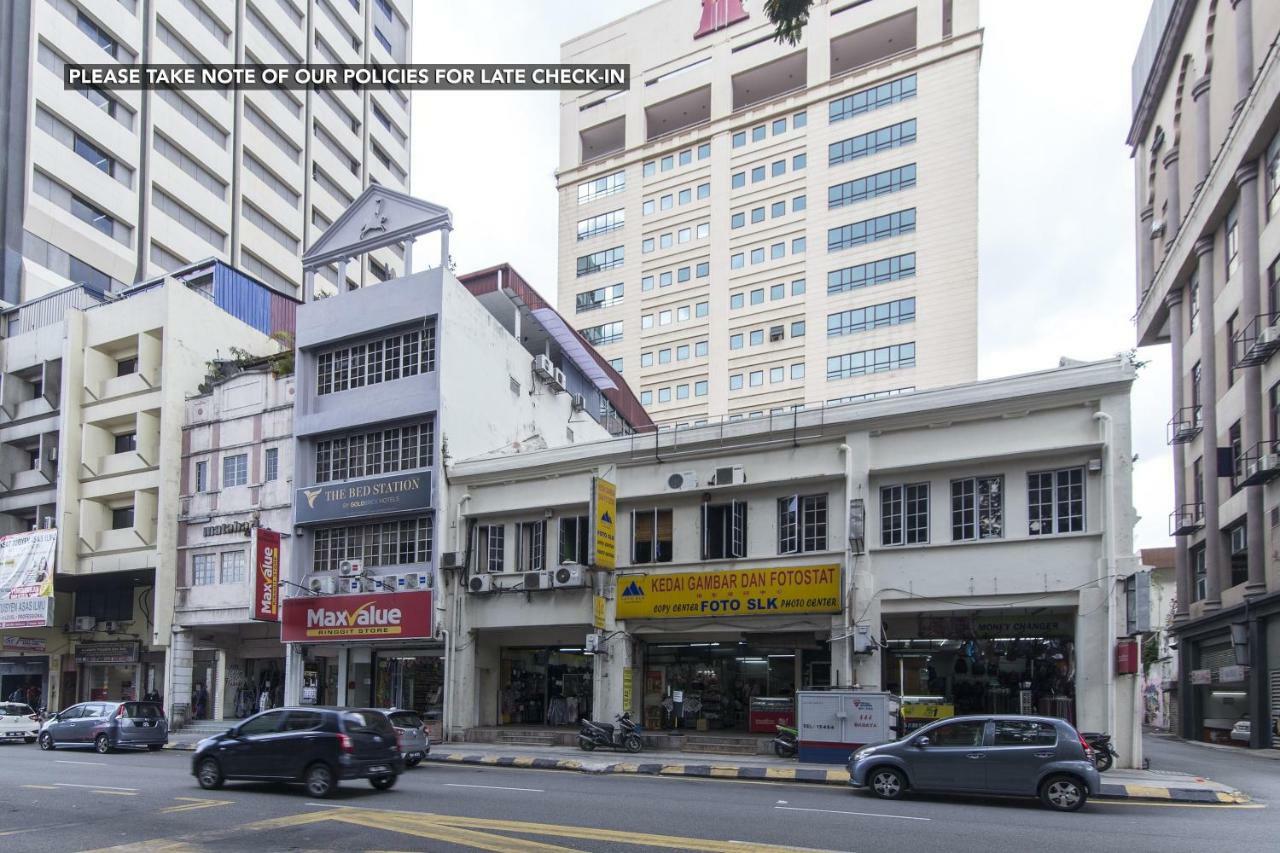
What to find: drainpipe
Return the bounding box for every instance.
[838,443,855,687]
[1093,412,1123,762]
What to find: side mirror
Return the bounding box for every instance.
[915,736,930,748]
[226,727,239,738]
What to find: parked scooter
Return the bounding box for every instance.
[773,723,798,758]
[578,712,642,753]
[1081,731,1118,771]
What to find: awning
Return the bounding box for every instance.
[530,307,617,391]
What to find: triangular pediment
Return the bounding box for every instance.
[302,185,452,268]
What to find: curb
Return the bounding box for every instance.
[424,752,1252,802]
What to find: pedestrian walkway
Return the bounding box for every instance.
[418,742,1252,803]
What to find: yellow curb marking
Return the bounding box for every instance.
[1124,784,1173,799]
[512,756,535,767]
[710,766,739,778]
[659,764,687,775]
[825,769,851,783]
[765,767,796,780]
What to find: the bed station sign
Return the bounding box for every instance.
[616,564,841,619]
[295,471,432,524]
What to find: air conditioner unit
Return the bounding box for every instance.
[338,559,364,578]
[375,574,399,592]
[1257,325,1280,347]
[308,575,338,595]
[551,368,567,393]
[439,552,462,570]
[398,572,429,591]
[72,616,97,632]
[1248,453,1280,480]
[468,574,494,594]
[553,564,587,588]
[710,466,746,487]
[571,393,586,412]
[522,571,550,591]
[665,471,698,491]
[100,620,120,634]
[533,354,555,382]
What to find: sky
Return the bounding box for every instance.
[411,0,1172,549]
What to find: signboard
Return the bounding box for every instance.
[796,690,896,763]
[3,635,46,653]
[622,669,634,712]
[694,0,749,39]
[1189,669,1212,685]
[295,471,432,525]
[0,528,57,629]
[251,528,282,622]
[204,520,255,537]
[1217,665,1249,683]
[75,641,140,664]
[281,590,432,643]
[593,595,606,630]
[916,612,1073,639]
[590,477,616,570]
[615,564,840,620]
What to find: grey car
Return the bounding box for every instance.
[848,714,1099,812]
[39,701,168,754]
[385,709,430,767]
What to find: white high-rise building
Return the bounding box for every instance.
[0,0,413,306]
[557,0,980,424]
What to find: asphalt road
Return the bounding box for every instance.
[0,736,1270,853]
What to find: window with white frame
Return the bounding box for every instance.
[778,495,827,553]
[1027,467,1084,535]
[220,550,247,584]
[312,517,433,572]
[192,553,216,585]
[517,520,546,572]
[632,508,673,563]
[264,448,279,482]
[559,516,589,564]
[478,524,505,572]
[222,454,248,487]
[316,324,436,395]
[703,501,747,559]
[881,484,928,545]
[315,421,433,483]
[950,476,1003,541]
[195,460,208,492]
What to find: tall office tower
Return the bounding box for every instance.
[557,0,980,424]
[1128,0,1280,748]
[0,0,412,307]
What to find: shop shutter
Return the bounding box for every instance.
[1199,644,1235,670]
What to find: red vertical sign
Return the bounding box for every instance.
[252,528,281,622]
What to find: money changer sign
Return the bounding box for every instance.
[615,564,841,620]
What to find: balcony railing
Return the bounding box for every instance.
[1232,313,1280,368]
[1169,503,1205,536]
[1167,406,1203,444]
[1239,440,1280,487]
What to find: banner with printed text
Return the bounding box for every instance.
[615,564,841,620]
[0,528,57,629]
[251,528,282,622]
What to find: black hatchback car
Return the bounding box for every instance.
[191,707,403,797]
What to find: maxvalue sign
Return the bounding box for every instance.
[615,564,841,620]
[281,590,432,643]
[295,471,431,524]
[251,528,281,622]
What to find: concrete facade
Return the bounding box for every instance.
[558,0,980,424]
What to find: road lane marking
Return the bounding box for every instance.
[20,784,58,790]
[775,805,931,822]
[53,782,138,791]
[443,783,545,793]
[92,790,138,796]
[55,759,106,766]
[161,797,234,813]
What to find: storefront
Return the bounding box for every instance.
[881,609,1078,726]
[498,646,593,726]
[374,648,445,723]
[75,641,144,702]
[1,636,49,707]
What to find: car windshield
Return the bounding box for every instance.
[342,710,396,737]
[388,711,423,729]
[122,702,163,719]
[0,703,34,717]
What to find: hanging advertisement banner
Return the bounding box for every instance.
[589,477,616,570]
[251,528,282,622]
[0,528,57,630]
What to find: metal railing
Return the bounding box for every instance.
[1239,440,1280,486]
[1169,503,1205,536]
[1167,405,1203,444]
[1232,313,1280,369]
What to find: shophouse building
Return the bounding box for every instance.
[558,0,981,423]
[445,357,1147,766]
[1128,0,1280,747]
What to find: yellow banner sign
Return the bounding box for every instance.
[593,595,606,629]
[615,564,841,620]
[591,477,616,570]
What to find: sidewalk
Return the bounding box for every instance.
[421,742,1252,803]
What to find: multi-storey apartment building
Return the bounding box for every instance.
[1128,0,1280,747]
[446,357,1145,765]
[0,0,412,306]
[0,261,292,715]
[558,0,980,424]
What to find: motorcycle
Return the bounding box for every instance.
[1081,731,1117,772]
[773,724,798,758]
[578,712,643,753]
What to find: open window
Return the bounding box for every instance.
[632,509,674,563]
[476,524,505,573]
[702,501,747,559]
[517,520,546,572]
[559,515,589,564]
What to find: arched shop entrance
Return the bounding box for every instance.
[882,609,1077,730]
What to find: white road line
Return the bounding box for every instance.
[443,783,545,793]
[774,805,931,822]
[53,782,138,791]
[54,760,106,766]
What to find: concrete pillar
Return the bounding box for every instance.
[1192,75,1212,189]
[1139,207,1155,297]
[1231,0,1254,116]
[303,269,315,303]
[283,643,304,706]
[1167,289,1191,623]
[212,650,227,722]
[166,629,194,724]
[1163,147,1182,237]
[1234,163,1268,596]
[336,646,349,706]
[1195,235,1223,610]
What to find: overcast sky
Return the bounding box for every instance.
[411,0,1172,550]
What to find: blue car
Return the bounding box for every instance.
[848,714,1100,811]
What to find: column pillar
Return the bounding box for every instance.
[302,269,315,304]
[1167,289,1191,623]
[1231,0,1254,116]
[283,643,304,706]
[336,647,349,706]
[1139,207,1155,295]
[1163,147,1182,237]
[1235,162,1268,596]
[1195,236,1224,610]
[1192,75,1213,190]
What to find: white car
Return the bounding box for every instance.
[0,702,40,744]
[1230,719,1251,743]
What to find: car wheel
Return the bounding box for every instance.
[1040,774,1088,812]
[95,734,112,754]
[147,744,163,752]
[196,758,224,790]
[623,734,642,754]
[867,766,907,800]
[405,754,422,768]
[305,762,336,798]
[370,774,397,791]
[38,733,54,751]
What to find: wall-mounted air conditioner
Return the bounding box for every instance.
[551,368,567,393]
[533,354,555,382]
[553,564,587,588]
[439,552,462,570]
[665,471,698,491]
[522,571,550,591]
[468,574,494,594]
[338,560,364,577]
[571,393,586,412]
[710,466,746,487]
[308,575,338,595]
[72,616,96,632]
[101,620,121,634]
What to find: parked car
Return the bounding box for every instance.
[0,702,40,744]
[848,715,1100,812]
[1230,718,1250,743]
[39,701,167,753]
[191,707,404,797]
[385,709,430,767]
